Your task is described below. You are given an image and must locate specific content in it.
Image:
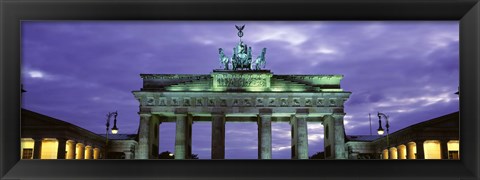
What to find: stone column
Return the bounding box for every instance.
[136,113,152,159]
[258,109,272,159]
[257,119,261,159]
[290,116,297,159]
[333,114,346,159]
[124,151,132,159]
[415,140,425,159]
[322,113,347,159]
[211,111,225,159]
[56,138,67,159]
[33,138,43,159]
[174,112,188,159]
[295,112,309,159]
[440,140,449,159]
[404,144,410,159]
[187,115,193,159]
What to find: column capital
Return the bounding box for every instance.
[174,108,188,115]
[332,112,346,117]
[295,109,309,116]
[259,108,272,116]
[139,113,152,117]
[138,107,152,114]
[211,108,225,116]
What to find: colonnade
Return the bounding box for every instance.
[381,139,459,159]
[135,109,346,160]
[21,137,102,159]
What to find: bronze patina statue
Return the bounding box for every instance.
[218,25,267,71]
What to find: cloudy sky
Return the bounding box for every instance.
[21,21,459,159]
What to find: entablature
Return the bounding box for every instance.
[133,91,351,108]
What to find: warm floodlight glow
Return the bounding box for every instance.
[40,138,59,159]
[377,129,385,135]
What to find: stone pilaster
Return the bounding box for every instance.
[136,113,152,159]
[56,138,67,159]
[258,109,272,159]
[415,140,425,159]
[33,138,43,159]
[174,112,188,159]
[211,111,225,159]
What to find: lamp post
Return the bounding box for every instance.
[105,111,118,159]
[377,112,390,157]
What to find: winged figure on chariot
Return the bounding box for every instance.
[218,25,267,71]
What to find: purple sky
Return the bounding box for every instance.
[21,21,459,159]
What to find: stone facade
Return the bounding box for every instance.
[21,109,106,159]
[133,69,351,159]
[21,108,137,159]
[345,112,460,160]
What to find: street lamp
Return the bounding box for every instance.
[111,112,119,134]
[105,111,118,159]
[376,113,384,135]
[377,112,390,152]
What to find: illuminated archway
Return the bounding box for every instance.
[66,140,76,159]
[424,140,441,159]
[40,138,58,159]
[75,143,85,159]
[84,145,93,159]
[93,148,100,159]
[397,145,406,159]
[20,138,34,159]
[389,147,398,159]
[382,149,389,159]
[447,140,459,159]
[407,142,416,159]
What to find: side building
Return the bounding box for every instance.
[346,111,460,160]
[20,108,137,159]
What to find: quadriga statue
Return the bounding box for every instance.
[232,41,252,70]
[218,48,230,70]
[253,48,267,70]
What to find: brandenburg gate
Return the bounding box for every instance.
[132,25,351,159]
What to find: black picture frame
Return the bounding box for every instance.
[1,0,479,179]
